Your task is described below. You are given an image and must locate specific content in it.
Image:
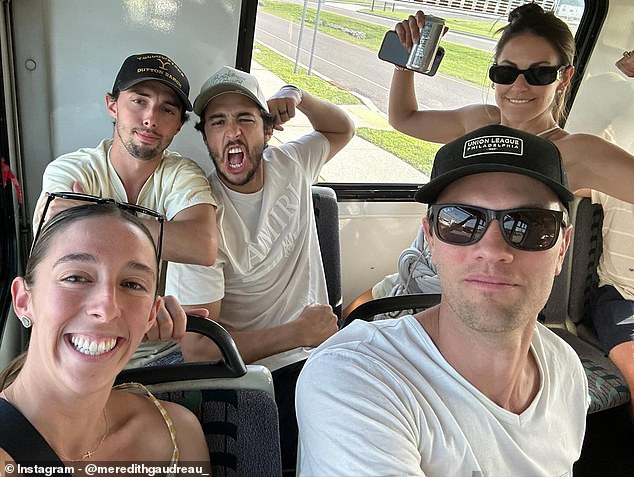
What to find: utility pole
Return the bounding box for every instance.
[294,0,310,73]
[308,0,323,75]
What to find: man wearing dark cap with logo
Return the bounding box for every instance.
[297,125,588,476]
[166,66,354,474]
[35,53,218,360]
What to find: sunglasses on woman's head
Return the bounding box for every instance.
[33,192,165,261]
[428,204,566,251]
[489,64,568,86]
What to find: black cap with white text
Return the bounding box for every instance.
[112,53,192,111]
[414,124,574,206]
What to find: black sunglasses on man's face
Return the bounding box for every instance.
[428,203,567,251]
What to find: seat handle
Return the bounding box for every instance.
[341,294,441,328]
[115,314,247,385]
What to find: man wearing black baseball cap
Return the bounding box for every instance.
[35,53,218,365]
[112,53,193,114]
[297,125,588,476]
[36,52,216,266]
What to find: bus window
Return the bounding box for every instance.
[251,0,585,185]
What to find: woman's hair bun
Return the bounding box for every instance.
[508,2,545,24]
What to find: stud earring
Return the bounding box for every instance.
[20,316,32,329]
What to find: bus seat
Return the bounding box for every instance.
[312,186,342,319]
[550,327,630,414]
[545,197,629,413]
[568,198,603,347]
[542,197,602,333]
[116,316,282,477]
[540,197,577,328]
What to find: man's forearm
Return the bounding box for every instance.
[296,90,354,137]
[181,321,302,364]
[230,322,306,363]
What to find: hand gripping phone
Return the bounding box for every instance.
[378,30,445,76]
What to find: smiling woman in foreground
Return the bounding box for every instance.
[0,202,210,467]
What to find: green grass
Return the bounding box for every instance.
[252,43,360,105]
[259,0,493,85]
[445,18,503,39]
[359,8,502,39]
[356,127,441,174]
[328,0,373,4]
[440,42,492,86]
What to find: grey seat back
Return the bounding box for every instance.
[542,197,603,332]
[312,186,342,318]
[117,316,282,476]
[568,198,604,342]
[149,366,280,477]
[540,198,580,327]
[542,197,629,413]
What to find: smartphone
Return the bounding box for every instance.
[378,30,444,76]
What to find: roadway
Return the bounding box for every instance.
[255,10,495,115]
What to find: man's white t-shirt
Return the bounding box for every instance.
[167,132,330,371]
[37,139,215,223]
[297,316,589,477]
[591,189,634,300]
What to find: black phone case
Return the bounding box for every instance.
[378,30,444,76]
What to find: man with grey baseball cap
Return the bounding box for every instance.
[166,65,354,474]
[297,125,588,476]
[35,53,219,365]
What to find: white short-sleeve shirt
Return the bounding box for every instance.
[167,132,330,371]
[297,316,588,476]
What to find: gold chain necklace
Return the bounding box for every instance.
[3,387,109,461]
[55,408,109,462]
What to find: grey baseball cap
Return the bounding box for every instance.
[193,66,268,116]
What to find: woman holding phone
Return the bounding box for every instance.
[390,4,634,200]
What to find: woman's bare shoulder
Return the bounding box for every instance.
[557,129,624,144]
[111,390,198,429]
[109,388,209,462]
[0,448,13,464]
[159,400,210,461]
[158,399,199,426]
[462,104,500,131]
[107,389,178,459]
[554,130,634,200]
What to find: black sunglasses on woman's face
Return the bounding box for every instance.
[489,64,569,86]
[33,192,165,261]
